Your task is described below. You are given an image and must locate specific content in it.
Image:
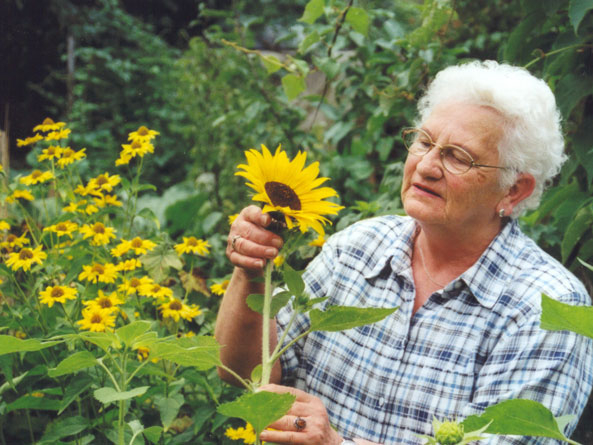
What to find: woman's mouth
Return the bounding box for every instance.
[413,183,441,198]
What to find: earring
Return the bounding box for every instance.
[499,209,505,218]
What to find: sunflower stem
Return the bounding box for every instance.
[260,260,274,386]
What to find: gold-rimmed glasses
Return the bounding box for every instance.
[402,127,508,175]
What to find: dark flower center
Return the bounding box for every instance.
[92,264,105,274]
[98,298,112,308]
[56,223,68,231]
[137,126,149,136]
[51,287,65,298]
[91,314,103,323]
[131,238,143,248]
[19,249,33,259]
[92,223,105,234]
[265,182,301,210]
[169,301,183,311]
[130,278,141,287]
[96,176,108,186]
[32,170,42,179]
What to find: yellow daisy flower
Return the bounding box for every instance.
[63,199,85,213]
[6,245,47,272]
[77,306,116,332]
[16,134,43,147]
[115,258,142,272]
[138,282,173,301]
[225,423,258,444]
[87,172,121,195]
[228,213,239,225]
[120,140,154,159]
[57,147,86,168]
[118,276,154,295]
[37,145,63,162]
[83,290,124,313]
[79,222,117,246]
[110,239,131,257]
[39,285,78,308]
[19,169,54,186]
[159,298,202,322]
[84,203,99,215]
[128,237,156,255]
[235,144,344,236]
[128,125,159,143]
[43,221,78,238]
[6,189,34,203]
[45,128,71,141]
[174,236,211,256]
[273,254,285,268]
[93,194,122,208]
[1,233,30,249]
[33,117,67,132]
[210,279,230,296]
[0,221,11,231]
[74,183,94,196]
[78,262,119,283]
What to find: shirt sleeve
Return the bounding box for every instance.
[276,234,339,384]
[461,292,593,444]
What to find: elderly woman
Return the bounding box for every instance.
[215,61,593,444]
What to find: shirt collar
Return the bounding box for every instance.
[363,217,522,309]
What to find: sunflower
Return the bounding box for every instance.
[115,258,142,272]
[43,221,78,238]
[45,128,71,141]
[83,290,124,313]
[77,306,116,332]
[138,282,173,301]
[86,173,121,195]
[19,170,54,186]
[128,125,159,143]
[6,245,47,272]
[33,117,67,132]
[57,147,86,168]
[0,221,10,231]
[79,222,116,246]
[93,194,122,208]
[6,189,34,203]
[225,423,258,444]
[235,144,344,236]
[174,236,210,256]
[210,279,230,296]
[118,276,154,295]
[273,254,285,268]
[78,262,119,283]
[16,134,43,147]
[39,285,78,308]
[159,298,201,322]
[1,233,29,249]
[37,145,63,162]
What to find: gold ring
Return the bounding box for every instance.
[231,235,241,251]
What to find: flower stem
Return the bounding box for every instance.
[260,260,274,386]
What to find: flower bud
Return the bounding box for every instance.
[435,420,464,445]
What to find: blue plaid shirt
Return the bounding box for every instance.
[277,215,593,444]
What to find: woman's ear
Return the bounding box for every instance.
[498,173,536,216]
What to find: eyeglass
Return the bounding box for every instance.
[401,127,508,175]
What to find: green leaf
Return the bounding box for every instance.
[143,426,163,443]
[0,335,62,356]
[48,351,98,377]
[313,56,340,80]
[38,416,89,443]
[247,291,292,318]
[284,266,305,296]
[140,243,183,282]
[137,207,161,230]
[149,336,221,370]
[116,321,152,349]
[58,374,94,415]
[217,391,296,435]
[541,293,593,339]
[462,399,574,441]
[561,205,593,263]
[282,74,306,101]
[202,211,223,234]
[76,331,119,352]
[299,0,324,24]
[155,394,183,430]
[94,386,149,404]
[346,7,369,36]
[261,55,283,74]
[569,0,593,33]
[298,31,321,54]
[251,364,263,384]
[6,395,61,413]
[309,306,398,332]
[555,73,593,119]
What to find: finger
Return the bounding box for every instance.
[259,384,314,403]
[228,232,279,258]
[267,414,309,432]
[241,205,272,227]
[259,429,303,445]
[227,250,266,270]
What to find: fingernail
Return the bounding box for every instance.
[256,260,265,268]
[266,248,277,257]
[272,238,283,248]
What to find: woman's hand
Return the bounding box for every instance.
[259,384,343,445]
[226,206,284,270]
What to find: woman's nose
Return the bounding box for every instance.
[415,145,444,177]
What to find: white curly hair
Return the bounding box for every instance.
[416,60,566,218]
